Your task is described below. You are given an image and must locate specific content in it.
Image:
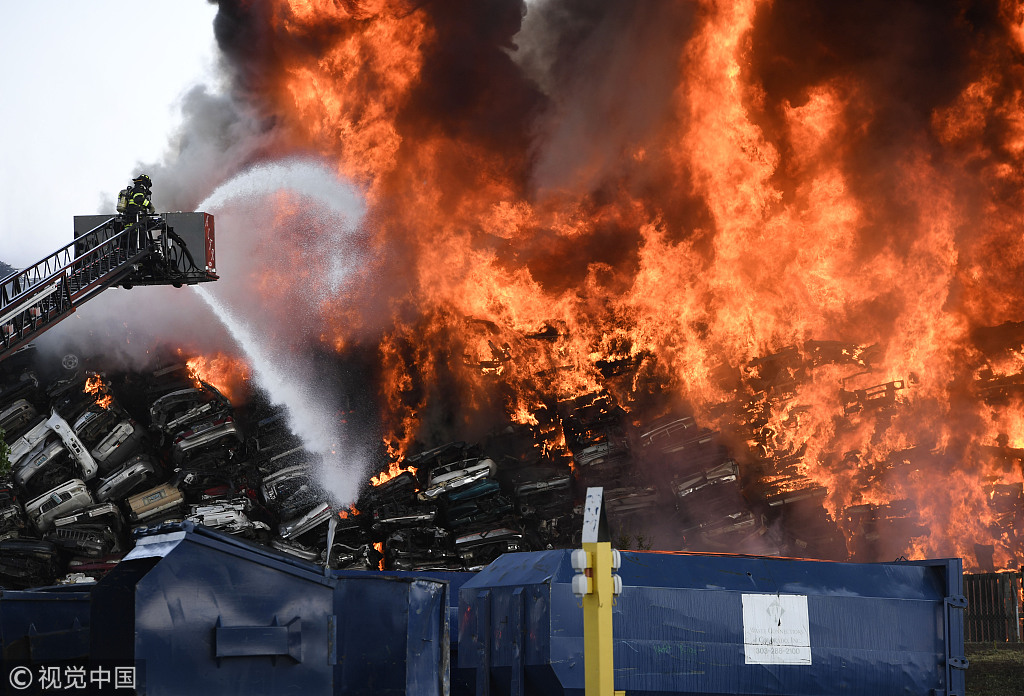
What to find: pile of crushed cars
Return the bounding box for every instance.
[6,318,1021,588]
[0,345,781,588]
[0,352,253,588]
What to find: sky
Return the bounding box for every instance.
[0,1,221,268]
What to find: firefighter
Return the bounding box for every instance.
[124,174,155,249]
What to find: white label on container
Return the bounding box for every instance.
[742,593,811,665]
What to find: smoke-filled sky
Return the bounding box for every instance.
[0,1,220,268]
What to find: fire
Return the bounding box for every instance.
[185,354,250,402]
[83,374,113,410]
[206,2,1024,570]
[370,460,417,487]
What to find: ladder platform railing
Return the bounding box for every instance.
[0,220,155,358]
[0,217,117,307]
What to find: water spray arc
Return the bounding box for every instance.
[192,160,370,504]
[192,285,361,503]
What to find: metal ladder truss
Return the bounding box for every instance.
[0,218,152,359]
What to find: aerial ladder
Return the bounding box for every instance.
[0,212,217,363]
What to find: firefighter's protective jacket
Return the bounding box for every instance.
[126,185,154,216]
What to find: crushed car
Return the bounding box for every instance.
[25,479,94,532]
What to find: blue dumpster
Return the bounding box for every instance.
[89,522,448,696]
[349,570,477,695]
[459,550,966,696]
[0,584,93,662]
[331,572,450,696]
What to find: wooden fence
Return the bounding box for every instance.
[964,569,1023,642]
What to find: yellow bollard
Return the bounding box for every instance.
[581,541,624,696]
[576,486,625,696]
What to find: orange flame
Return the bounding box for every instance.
[370,460,417,487]
[210,2,1024,569]
[373,541,384,571]
[83,374,113,410]
[186,354,250,402]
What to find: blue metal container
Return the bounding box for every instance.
[353,570,477,695]
[331,572,450,696]
[458,550,967,696]
[0,584,93,662]
[88,522,449,696]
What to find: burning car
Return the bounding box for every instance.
[325,541,383,571]
[559,393,632,481]
[73,405,121,449]
[362,470,418,507]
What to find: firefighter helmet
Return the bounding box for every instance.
[133,174,152,189]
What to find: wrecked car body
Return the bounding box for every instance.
[127,483,185,524]
[95,454,163,502]
[149,383,230,434]
[455,527,527,570]
[90,417,146,471]
[171,414,242,463]
[418,457,497,501]
[0,484,26,538]
[25,479,94,532]
[0,538,60,588]
[187,498,266,537]
[0,399,38,438]
[278,501,333,540]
